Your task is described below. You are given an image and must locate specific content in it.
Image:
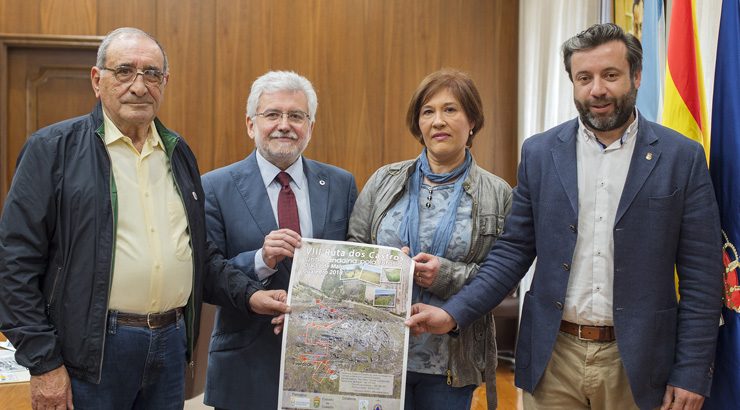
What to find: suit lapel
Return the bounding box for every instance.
[231,152,278,237]
[615,118,660,225]
[551,120,579,215]
[303,158,329,239]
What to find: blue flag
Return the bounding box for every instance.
[704,0,740,408]
[635,0,665,122]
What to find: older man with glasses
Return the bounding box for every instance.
[200,70,357,409]
[0,27,290,409]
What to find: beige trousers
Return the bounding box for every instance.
[523,331,641,410]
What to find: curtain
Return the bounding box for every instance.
[516,0,601,318]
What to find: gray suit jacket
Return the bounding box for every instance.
[444,116,723,409]
[201,152,357,409]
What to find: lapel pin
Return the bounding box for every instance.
[645,152,653,161]
[319,180,326,186]
[192,192,198,200]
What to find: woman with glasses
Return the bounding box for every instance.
[348,69,512,409]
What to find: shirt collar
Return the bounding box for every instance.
[577,109,639,150]
[255,150,306,191]
[102,109,162,150]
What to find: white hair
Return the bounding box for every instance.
[96,27,169,72]
[246,71,317,123]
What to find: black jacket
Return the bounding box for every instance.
[0,102,261,383]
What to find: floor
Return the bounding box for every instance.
[495,363,523,410]
[184,393,210,409]
[184,362,523,410]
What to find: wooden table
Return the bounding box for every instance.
[0,332,31,410]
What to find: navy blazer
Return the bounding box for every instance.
[201,152,357,409]
[444,116,723,409]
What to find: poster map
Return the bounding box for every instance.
[278,239,413,410]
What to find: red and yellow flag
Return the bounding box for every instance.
[662,0,709,161]
[662,0,710,297]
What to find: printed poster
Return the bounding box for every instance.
[278,239,413,410]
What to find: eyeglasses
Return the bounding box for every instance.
[254,110,310,125]
[100,66,166,86]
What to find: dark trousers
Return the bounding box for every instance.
[71,311,187,409]
[404,370,476,410]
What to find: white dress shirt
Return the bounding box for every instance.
[253,150,313,280]
[562,112,639,326]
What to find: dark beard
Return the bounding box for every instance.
[575,84,638,132]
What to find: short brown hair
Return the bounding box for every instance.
[406,69,484,147]
[562,23,642,81]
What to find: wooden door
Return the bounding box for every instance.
[0,35,101,210]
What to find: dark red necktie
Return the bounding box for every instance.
[276,171,301,234]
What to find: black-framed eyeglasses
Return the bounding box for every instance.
[254,110,311,125]
[100,66,166,86]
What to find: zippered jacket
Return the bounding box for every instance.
[0,102,261,383]
[347,157,512,410]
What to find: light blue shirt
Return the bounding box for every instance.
[377,182,473,375]
[253,150,313,280]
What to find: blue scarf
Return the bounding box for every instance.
[398,148,473,258]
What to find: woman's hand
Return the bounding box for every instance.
[412,252,440,288]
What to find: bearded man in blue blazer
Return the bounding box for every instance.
[201,71,357,409]
[407,24,722,410]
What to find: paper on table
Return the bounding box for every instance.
[0,339,16,352]
[0,347,30,383]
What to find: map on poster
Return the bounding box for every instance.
[278,239,413,410]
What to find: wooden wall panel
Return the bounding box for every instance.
[459,0,497,174]
[156,0,216,172]
[488,0,519,184]
[443,0,491,167]
[40,0,96,35]
[382,0,445,168]
[348,0,389,180]
[96,0,156,35]
[1,0,518,187]
[308,0,384,180]
[212,0,270,168]
[0,0,41,33]
[205,0,518,187]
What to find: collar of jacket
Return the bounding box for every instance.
[91,101,180,157]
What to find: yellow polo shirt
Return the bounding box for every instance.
[103,111,193,314]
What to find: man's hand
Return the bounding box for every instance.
[261,229,301,269]
[30,365,73,410]
[249,289,290,315]
[412,252,440,288]
[661,385,704,410]
[271,314,287,335]
[404,303,457,336]
[249,289,291,334]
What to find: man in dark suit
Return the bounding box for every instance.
[406,24,722,410]
[201,71,358,409]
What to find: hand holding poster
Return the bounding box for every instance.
[278,239,413,410]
